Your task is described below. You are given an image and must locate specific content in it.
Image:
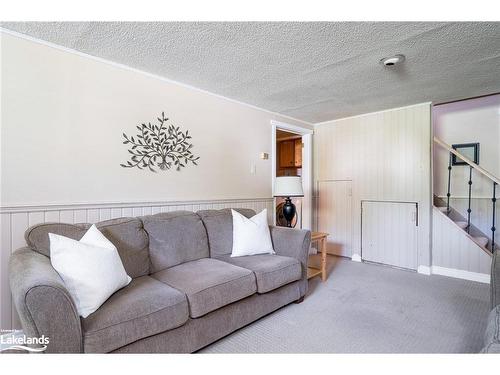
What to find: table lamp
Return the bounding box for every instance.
[274,176,304,227]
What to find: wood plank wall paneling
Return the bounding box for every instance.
[0,198,274,331]
[314,103,432,267]
[432,207,491,275]
[361,201,418,270]
[0,213,12,334]
[317,181,353,257]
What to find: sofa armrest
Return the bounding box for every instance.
[482,305,500,353]
[491,250,500,309]
[9,247,83,353]
[269,226,311,297]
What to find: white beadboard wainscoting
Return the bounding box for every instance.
[0,198,273,331]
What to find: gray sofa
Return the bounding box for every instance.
[483,250,500,353]
[9,208,311,353]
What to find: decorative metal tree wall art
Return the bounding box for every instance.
[120,112,200,172]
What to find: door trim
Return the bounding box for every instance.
[271,120,313,229]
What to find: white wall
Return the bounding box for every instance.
[433,94,500,199]
[0,32,311,207]
[0,31,312,331]
[433,94,500,247]
[314,103,432,267]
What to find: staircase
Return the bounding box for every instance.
[434,137,498,256]
[434,195,493,254]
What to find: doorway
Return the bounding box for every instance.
[271,120,313,230]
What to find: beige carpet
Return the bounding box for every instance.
[200,256,490,353]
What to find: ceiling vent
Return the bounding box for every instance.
[380,54,406,67]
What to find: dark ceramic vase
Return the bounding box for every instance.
[282,197,296,228]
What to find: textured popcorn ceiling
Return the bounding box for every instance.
[2,22,500,123]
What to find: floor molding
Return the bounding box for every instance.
[362,261,489,284]
[431,266,490,284]
[351,253,362,262]
[417,265,432,275]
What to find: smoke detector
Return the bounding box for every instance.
[380,54,406,67]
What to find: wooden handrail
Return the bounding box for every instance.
[434,137,500,185]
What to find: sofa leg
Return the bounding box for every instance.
[295,296,305,304]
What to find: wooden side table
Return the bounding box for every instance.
[307,231,329,282]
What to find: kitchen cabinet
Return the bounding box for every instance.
[294,138,302,167]
[278,139,302,168]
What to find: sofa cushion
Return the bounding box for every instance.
[483,305,500,353]
[82,275,188,353]
[49,226,132,318]
[219,254,301,293]
[25,218,150,278]
[96,218,150,278]
[142,211,210,273]
[152,258,256,318]
[26,223,87,256]
[197,208,256,258]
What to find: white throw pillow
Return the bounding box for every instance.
[49,225,131,318]
[231,209,275,257]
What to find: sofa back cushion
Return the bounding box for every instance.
[142,211,209,273]
[26,223,87,256]
[25,218,150,278]
[96,218,150,278]
[197,208,256,258]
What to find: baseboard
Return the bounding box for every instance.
[351,253,362,262]
[419,264,489,283]
[431,266,490,284]
[349,256,488,283]
[417,265,431,275]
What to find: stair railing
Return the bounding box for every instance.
[434,137,499,252]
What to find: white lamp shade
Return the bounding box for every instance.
[274,176,304,197]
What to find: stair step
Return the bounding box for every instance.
[455,221,468,229]
[438,207,449,213]
[472,236,489,248]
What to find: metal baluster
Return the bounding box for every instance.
[446,153,452,213]
[492,182,497,252]
[466,166,473,233]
